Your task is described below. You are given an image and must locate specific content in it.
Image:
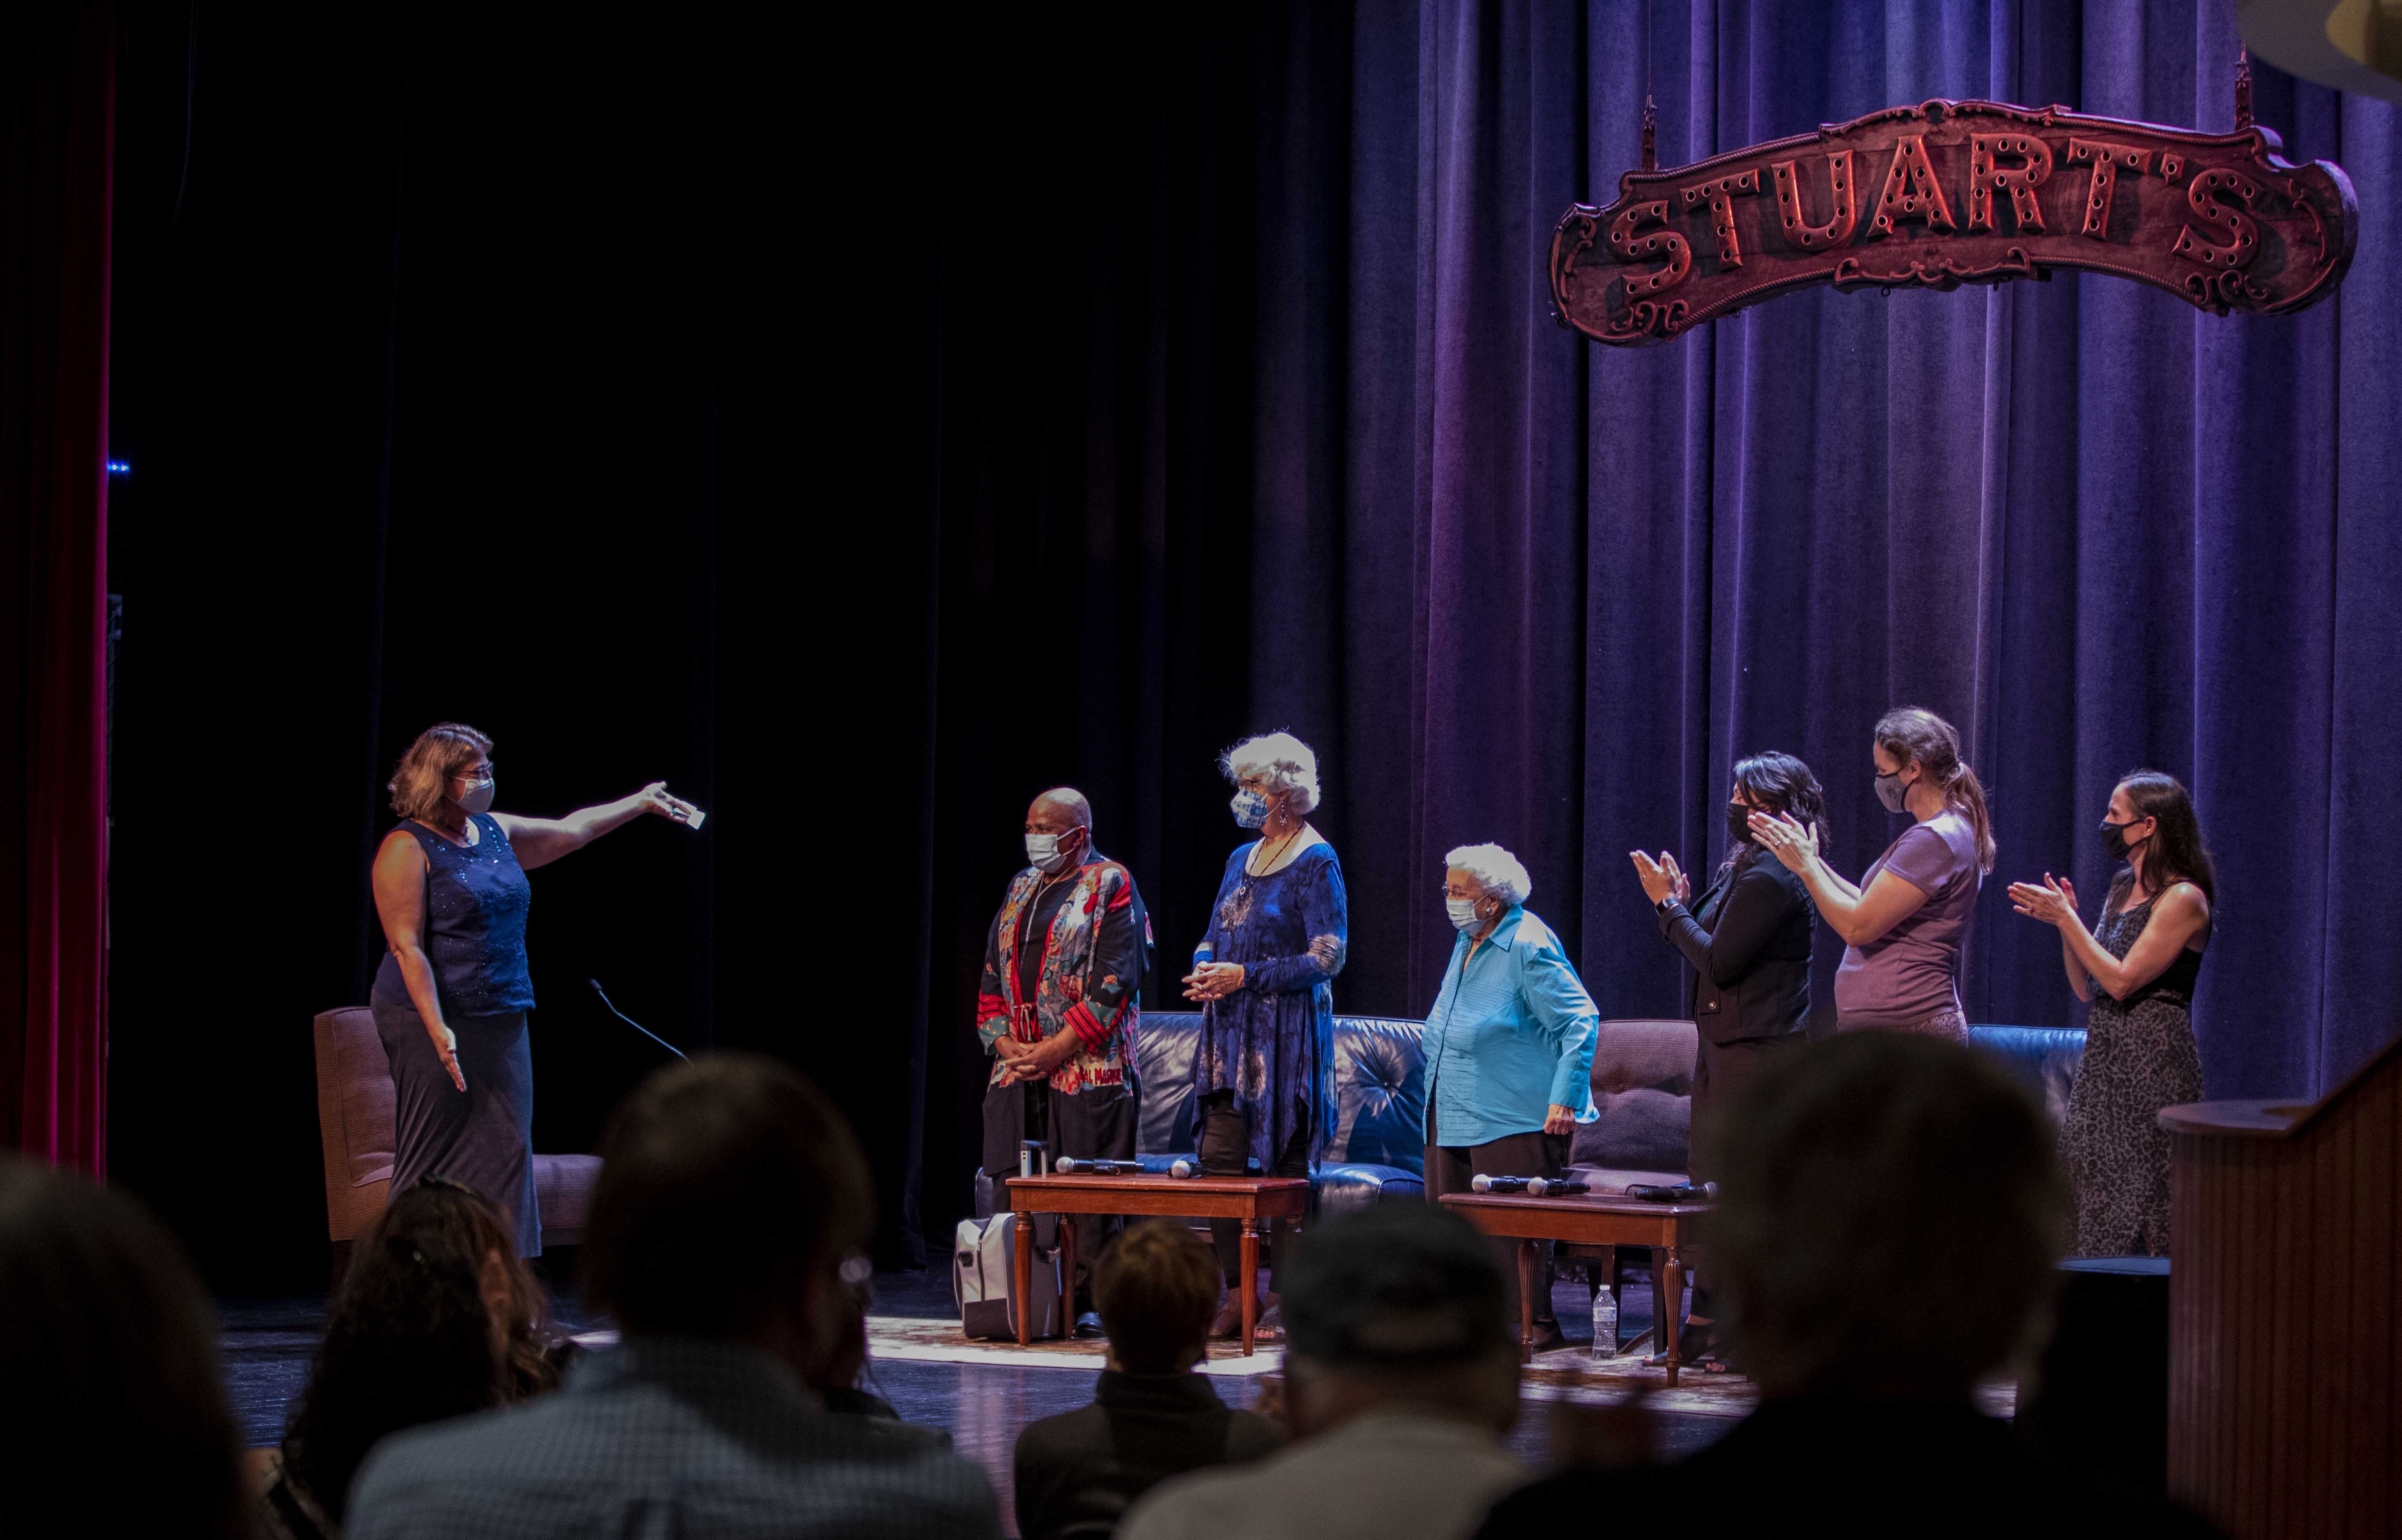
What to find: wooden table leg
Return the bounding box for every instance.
[1060,1215,1079,1336]
[1660,1244,1685,1389]
[1240,1216,1260,1357]
[1014,1208,1032,1348]
[1518,1239,1537,1363]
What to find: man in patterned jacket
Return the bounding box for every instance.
[979,787,1152,1328]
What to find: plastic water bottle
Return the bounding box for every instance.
[1591,1287,1618,1360]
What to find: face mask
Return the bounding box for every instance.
[453,775,495,816]
[1445,896,1483,932]
[2100,818,2146,863]
[1025,828,1081,874]
[1874,770,1909,814]
[1726,803,1755,848]
[1230,789,1271,829]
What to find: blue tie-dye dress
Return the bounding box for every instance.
[1192,840,1349,1170]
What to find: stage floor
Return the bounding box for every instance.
[218,1264,1739,1536]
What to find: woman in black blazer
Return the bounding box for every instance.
[1630,751,1826,1183]
[1630,751,1825,1367]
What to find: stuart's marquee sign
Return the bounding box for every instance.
[1549,97,2357,345]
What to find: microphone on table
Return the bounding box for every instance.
[1470,1174,1533,1193]
[1626,1181,1718,1203]
[1526,1176,1592,1197]
[1169,1159,1198,1179]
[588,979,689,1060]
[1055,1158,1143,1175]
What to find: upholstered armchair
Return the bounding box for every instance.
[310,1006,600,1275]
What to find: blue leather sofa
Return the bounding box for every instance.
[972,1012,2086,1216]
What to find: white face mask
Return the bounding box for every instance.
[1025,828,1082,874]
[452,774,495,816]
[1446,896,1483,932]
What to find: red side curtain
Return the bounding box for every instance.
[0,0,114,1174]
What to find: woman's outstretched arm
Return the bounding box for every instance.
[495,782,698,870]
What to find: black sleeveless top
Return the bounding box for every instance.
[2097,888,2204,1009]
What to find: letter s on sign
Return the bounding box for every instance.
[1609,199,1691,298]
[2174,169,2260,271]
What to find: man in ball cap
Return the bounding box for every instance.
[1118,1203,1526,1540]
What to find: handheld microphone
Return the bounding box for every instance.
[1470,1174,1533,1193]
[1526,1176,1592,1197]
[587,979,689,1060]
[1168,1159,1198,1179]
[1626,1180,1718,1203]
[1055,1158,1142,1175]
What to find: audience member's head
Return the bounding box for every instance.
[282,1176,554,1522]
[1278,1203,1518,1439]
[0,1156,247,1539]
[1095,1219,1223,1375]
[1709,1030,2071,1404]
[585,1052,873,1379]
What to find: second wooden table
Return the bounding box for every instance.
[1437,1190,1711,1386]
[1004,1171,1312,1357]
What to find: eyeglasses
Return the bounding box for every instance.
[455,766,494,785]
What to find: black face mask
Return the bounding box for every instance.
[1726,803,1755,849]
[2100,818,2145,862]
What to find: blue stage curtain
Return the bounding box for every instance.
[1353,0,2402,1101]
[926,0,2402,1173]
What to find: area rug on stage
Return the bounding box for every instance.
[865,1315,1287,1377]
[858,1319,2015,1421]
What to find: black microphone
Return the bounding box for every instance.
[1526,1176,1592,1197]
[588,979,688,1060]
[1626,1181,1718,1203]
[1054,1158,1142,1175]
[1470,1174,1533,1193]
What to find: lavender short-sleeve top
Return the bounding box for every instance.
[1833,810,1981,1027]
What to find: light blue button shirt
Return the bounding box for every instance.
[1422,906,1600,1147]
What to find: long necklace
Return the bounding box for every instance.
[1246,820,1304,881]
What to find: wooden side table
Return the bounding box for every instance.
[1004,1171,1311,1357]
[1436,1191,1711,1386]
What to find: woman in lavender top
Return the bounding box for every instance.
[1746,708,1996,1040]
[1182,732,1347,1336]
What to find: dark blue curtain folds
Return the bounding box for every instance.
[922,0,2402,1214]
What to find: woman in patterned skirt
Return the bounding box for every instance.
[1183,731,1348,1337]
[2008,771,2214,1257]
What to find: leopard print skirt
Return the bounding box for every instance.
[2060,993,2202,1257]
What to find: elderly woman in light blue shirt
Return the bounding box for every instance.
[1421,842,1599,1350]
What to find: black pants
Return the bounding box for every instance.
[1198,1090,1311,1288]
[1688,1031,1804,1326]
[982,1079,1136,1309]
[1424,1127,1571,1330]
[1689,1032,1804,1187]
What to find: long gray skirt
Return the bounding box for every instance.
[370,995,541,1256]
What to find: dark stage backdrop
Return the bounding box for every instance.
[101,2,2402,1287]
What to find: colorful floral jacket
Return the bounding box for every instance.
[977,852,1150,1095]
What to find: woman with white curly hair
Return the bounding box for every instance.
[1182,731,1349,1338]
[1421,842,1599,1352]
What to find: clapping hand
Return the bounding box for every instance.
[1746,811,1821,874]
[1629,850,1689,905]
[2008,873,2080,929]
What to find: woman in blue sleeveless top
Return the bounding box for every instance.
[369,723,698,1255]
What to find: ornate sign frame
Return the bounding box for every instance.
[1549,97,2357,346]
